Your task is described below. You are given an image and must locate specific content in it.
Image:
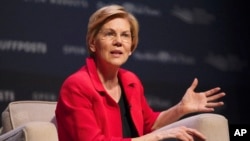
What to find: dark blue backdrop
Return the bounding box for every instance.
[0,0,249,127]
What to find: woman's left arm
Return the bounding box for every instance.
[151,78,226,130]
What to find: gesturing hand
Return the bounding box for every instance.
[179,78,226,114]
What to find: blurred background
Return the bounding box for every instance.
[0,0,249,127]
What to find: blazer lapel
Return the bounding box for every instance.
[118,70,144,136]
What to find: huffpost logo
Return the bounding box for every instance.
[0,40,47,54]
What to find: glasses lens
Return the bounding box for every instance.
[99,30,131,43]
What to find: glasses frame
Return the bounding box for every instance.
[98,29,132,43]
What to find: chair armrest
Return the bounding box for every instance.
[0,122,58,141]
[153,113,230,141]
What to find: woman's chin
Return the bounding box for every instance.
[109,59,127,67]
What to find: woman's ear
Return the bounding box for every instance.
[89,39,96,53]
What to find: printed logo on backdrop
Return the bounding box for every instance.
[171,5,215,25]
[205,53,248,72]
[146,95,172,110]
[62,45,86,56]
[0,90,15,102]
[32,91,57,101]
[97,1,161,17]
[133,51,195,65]
[23,0,89,8]
[133,50,248,72]
[0,40,47,54]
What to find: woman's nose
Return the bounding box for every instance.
[113,37,122,47]
[112,35,123,46]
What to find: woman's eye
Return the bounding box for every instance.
[106,32,115,36]
[122,33,131,38]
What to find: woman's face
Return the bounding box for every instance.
[90,17,132,68]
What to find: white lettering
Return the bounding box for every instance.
[0,40,47,54]
[234,129,247,136]
[32,91,57,101]
[50,0,88,7]
[133,51,195,65]
[97,1,161,17]
[0,90,15,102]
[23,0,89,8]
[62,45,86,56]
[171,6,215,25]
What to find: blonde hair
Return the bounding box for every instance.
[86,4,139,56]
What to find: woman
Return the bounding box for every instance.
[55,4,225,141]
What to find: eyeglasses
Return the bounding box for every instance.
[98,29,132,43]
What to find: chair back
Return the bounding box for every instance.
[1,101,57,134]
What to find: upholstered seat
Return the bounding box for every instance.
[154,113,230,141]
[0,101,58,141]
[0,101,230,141]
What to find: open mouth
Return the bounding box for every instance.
[110,50,123,54]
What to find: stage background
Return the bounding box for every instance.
[0,0,249,127]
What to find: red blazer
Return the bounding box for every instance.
[55,57,160,141]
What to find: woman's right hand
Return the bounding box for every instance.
[133,126,206,141]
[156,126,206,141]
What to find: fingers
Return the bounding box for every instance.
[186,128,206,140]
[207,92,226,102]
[204,87,221,96]
[189,78,198,91]
[171,126,206,141]
[200,86,226,104]
[204,88,226,106]
[203,90,225,109]
[158,126,206,141]
[206,101,224,108]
